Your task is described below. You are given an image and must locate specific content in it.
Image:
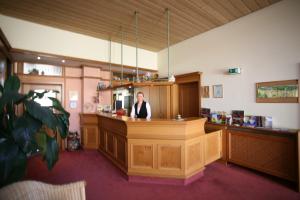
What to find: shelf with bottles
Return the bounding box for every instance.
[112,71,158,82]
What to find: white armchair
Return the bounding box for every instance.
[0,180,86,200]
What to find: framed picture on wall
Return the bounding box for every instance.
[256,79,299,103]
[213,84,223,98]
[201,86,210,98]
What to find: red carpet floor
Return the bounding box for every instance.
[25,150,300,200]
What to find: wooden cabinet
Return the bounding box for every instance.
[98,115,128,172]
[149,85,171,118]
[205,123,299,185]
[80,114,99,149]
[135,85,175,119]
[204,130,222,165]
[205,123,227,162]
[228,128,297,182]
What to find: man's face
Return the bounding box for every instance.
[137,94,144,102]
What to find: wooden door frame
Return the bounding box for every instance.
[19,74,65,106]
[175,72,202,117]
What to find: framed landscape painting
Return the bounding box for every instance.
[256,80,299,103]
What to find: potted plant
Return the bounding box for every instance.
[0,75,70,188]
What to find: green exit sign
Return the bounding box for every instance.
[228,68,241,74]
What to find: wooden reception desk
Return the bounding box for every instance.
[80,113,222,184]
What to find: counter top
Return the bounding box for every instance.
[206,122,299,136]
[96,112,203,125]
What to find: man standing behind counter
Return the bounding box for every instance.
[130,91,151,119]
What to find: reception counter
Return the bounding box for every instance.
[80,113,222,184]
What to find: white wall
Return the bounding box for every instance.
[0,14,157,70]
[158,0,300,129]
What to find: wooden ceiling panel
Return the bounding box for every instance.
[0,0,281,51]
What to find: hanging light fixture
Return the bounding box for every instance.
[135,11,140,82]
[109,36,112,87]
[120,26,124,85]
[166,8,175,82]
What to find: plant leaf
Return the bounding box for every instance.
[55,114,69,139]
[4,76,20,93]
[35,91,47,99]
[0,84,3,94]
[48,97,70,117]
[24,100,57,130]
[48,97,70,138]
[44,135,59,170]
[0,138,26,187]
[12,114,42,153]
[0,91,24,114]
[36,130,47,155]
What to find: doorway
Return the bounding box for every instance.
[179,82,199,118]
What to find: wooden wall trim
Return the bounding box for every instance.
[175,72,202,117]
[175,72,202,84]
[0,29,11,50]
[65,76,83,79]
[15,62,109,81]
[18,74,65,103]
[19,75,65,87]
[0,28,12,60]
[10,48,158,73]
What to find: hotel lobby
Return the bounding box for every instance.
[0,0,299,199]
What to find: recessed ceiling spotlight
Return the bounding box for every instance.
[37,56,41,60]
[62,60,65,63]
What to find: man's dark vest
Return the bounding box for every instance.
[134,101,147,118]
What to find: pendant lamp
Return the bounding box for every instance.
[166,8,175,82]
[120,26,124,85]
[134,11,140,82]
[109,37,112,87]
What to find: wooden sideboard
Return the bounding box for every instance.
[80,113,99,149]
[205,122,300,191]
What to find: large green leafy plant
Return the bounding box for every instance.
[0,75,70,187]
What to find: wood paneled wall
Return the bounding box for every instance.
[134,84,178,119]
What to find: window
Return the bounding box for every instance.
[24,63,62,76]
